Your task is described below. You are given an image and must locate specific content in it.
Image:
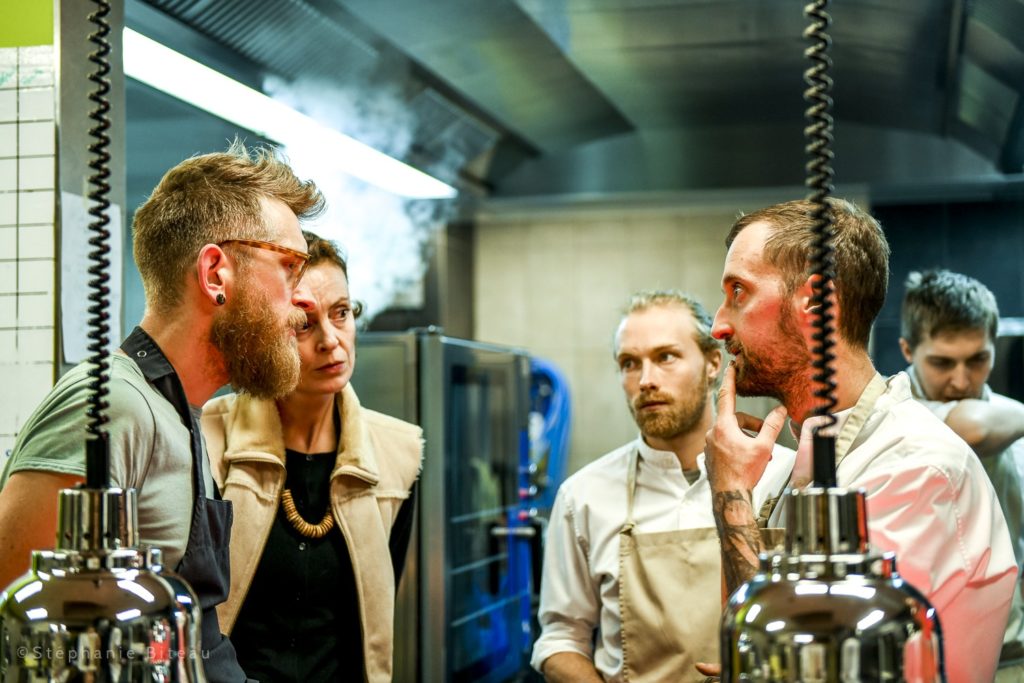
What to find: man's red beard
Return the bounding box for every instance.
[730,311,809,403]
[210,287,304,400]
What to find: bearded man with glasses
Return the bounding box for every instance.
[0,141,324,683]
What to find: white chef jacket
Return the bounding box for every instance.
[834,372,1017,683]
[906,367,1024,656]
[530,437,795,681]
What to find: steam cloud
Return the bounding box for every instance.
[264,73,456,325]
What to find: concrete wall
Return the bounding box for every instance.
[474,196,801,475]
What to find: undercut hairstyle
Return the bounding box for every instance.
[726,197,889,349]
[900,269,999,351]
[303,230,364,320]
[132,140,325,315]
[620,289,722,357]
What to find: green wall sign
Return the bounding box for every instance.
[0,0,55,48]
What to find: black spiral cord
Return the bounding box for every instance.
[84,0,114,489]
[803,0,840,488]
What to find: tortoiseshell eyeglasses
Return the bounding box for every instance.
[218,238,310,288]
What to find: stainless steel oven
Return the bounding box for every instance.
[351,329,534,682]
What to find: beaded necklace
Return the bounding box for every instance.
[281,488,334,538]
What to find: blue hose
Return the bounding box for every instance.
[529,357,572,511]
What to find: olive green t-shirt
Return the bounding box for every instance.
[1,354,197,568]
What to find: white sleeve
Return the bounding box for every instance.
[856,454,1016,683]
[752,444,796,509]
[530,483,601,673]
[916,397,957,422]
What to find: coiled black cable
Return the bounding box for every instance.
[84,0,113,489]
[803,0,839,488]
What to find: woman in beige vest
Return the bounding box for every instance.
[201,232,423,683]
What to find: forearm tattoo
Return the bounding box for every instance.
[713,489,763,594]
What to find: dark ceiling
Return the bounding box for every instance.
[127,0,1024,204]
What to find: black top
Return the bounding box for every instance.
[231,448,416,683]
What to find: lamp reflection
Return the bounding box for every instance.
[857,609,886,631]
[117,579,156,602]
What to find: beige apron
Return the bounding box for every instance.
[618,448,722,682]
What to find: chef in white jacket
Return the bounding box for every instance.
[532,290,794,683]
[704,198,1016,683]
[900,268,1024,678]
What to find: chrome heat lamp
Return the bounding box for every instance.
[718,2,944,680]
[0,3,206,681]
[0,489,206,682]
[720,487,943,681]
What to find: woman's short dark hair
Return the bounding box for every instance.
[302,230,363,319]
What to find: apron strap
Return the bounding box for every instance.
[622,448,640,533]
[756,495,780,529]
[763,373,888,529]
[120,326,207,497]
[835,373,888,466]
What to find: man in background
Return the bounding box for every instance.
[703,198,1016,682]
[532,290,793,682]
[900,268,1024,677]
[0,142,324,682]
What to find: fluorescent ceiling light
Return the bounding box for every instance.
[123,29,457,199]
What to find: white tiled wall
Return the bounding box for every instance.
[0,46,57,459]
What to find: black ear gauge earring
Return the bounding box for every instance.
[215,293,226,306]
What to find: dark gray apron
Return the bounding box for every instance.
[122,326,248,682]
